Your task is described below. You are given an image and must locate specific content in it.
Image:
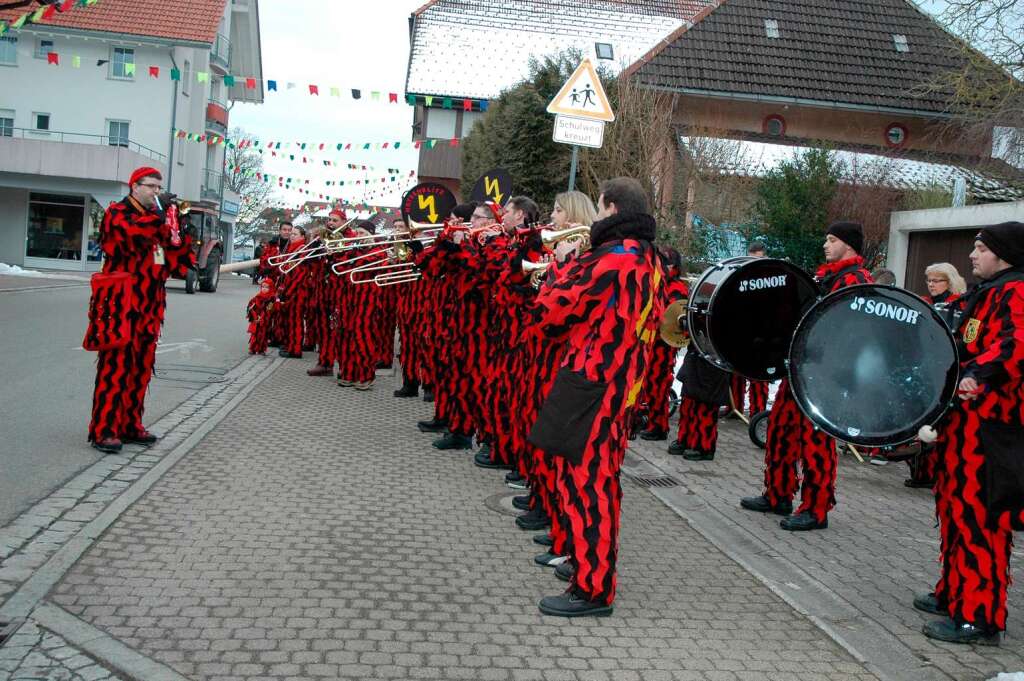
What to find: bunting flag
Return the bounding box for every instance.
[0,0,99,36]
[230,165,416,190]
[172,128,459,152]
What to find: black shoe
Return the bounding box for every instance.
[474,450,511,470]
[512,495,532,511]
[433,433,473,450]
[639,429,668,441]
[477,442,491,458]
[122,430,158,445]
[913,592,947,615]
[740,495,793,515]
[278,349,302,358]
[667,441,688,456]
[516,507,550,531]
[393,379,419,398]
[534,551,569,567]
[538,590,612,618]
[554,561,575,582]
[417,418,447,433]
[268,340,281,348]
[533,533,554,547]
[422,389,434,403]
[682,449,714,461]
[780,511,828,531]
[904,479,935,489]
[90,437,123,454]
[922,618,1000,646]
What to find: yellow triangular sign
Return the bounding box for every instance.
[546,59,615,122]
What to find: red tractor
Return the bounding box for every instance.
[174,203,225,294]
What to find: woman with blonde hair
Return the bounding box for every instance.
[924,262,967,306]
[550,190,597,228]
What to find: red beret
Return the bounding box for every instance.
[129,166,162,186]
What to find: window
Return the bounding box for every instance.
[182,59,191,95]
[110,46,135,79]
[107,120,129,147]
[893,34,909,52]
[595,42,614,60]
[26,193,86,261]
[34,38,53,59]
[0,109,13,137]
[34,112,50,131]
[764,19,780,38]
[763,114,786,137]
[885,123,909,147]
[0,36,17,66]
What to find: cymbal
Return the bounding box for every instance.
[659,299,689,348]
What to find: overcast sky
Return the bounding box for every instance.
[232,0,954,212]
[231,1,426,211]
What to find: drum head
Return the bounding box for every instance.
[788,285,959,447]
[690,258,818,381]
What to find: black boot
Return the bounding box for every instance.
[913,592,946,616]
[922,618,1000,646]
[422,386,434,402]
[516,506,550,531]
[512,494,532,511]
[554,561,575,582]
[393,377,419,398]
[667,441,688,456]
[417,417,447,433]
[780,510,828,531]
[538,590,612,618]
[739,495,793,515]
[432,432,473,450]
[682,449,714,461]
[639,429,668,441]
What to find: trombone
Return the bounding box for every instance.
[266,217,356,269]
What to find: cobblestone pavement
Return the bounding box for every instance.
[42,362,880,681]
[629,413,1024,681]
[0,620,124,680]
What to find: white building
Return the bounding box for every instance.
[0,0,263,271]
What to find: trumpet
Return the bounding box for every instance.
[522,259,551,289]
[541,225,591,250]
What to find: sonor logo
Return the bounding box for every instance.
[738,275,787,293]
[849,297,921,325]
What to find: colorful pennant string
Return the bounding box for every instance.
[0,0,99,36]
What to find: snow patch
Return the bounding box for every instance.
[0,263,88,281]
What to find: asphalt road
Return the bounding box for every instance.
[0,273,255,525]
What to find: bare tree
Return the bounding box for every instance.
[226,126,273,248]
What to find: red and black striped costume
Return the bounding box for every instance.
[530,221,663,606]
[375,282,398,369]
[246,282,276,354]
[336,246,386,383]
[316,251,345,372]
[276,238,308,356]
[411,244,449,420]
[730,374,769,415]
[304,252,328,354]
[675,393,720,453]
[761,256,872,522]
[88,197,194,443]
[932,270,1024,633]
[394,276,423,386]
[638,270,689,435]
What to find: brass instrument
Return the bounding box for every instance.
[522,260,551,289]
[541,225,591,250]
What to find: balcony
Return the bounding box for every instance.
[0,127,166,183]
[206,99,228,135]
[202,167,223,201]
[210,33,231,73]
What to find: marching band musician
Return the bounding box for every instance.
[275,227,308,359]
[246,278,277,355]
[258,220,293,286]
[308,209,350,378]
[638,246,689,442]
[527,177,662,617]
[728,241,770,419]
[740,221,873,531]
[301,224,326,355]
[88,167,195,453]
[336,220,385,390]
[915,222,1024,646]
[392,217,425,398]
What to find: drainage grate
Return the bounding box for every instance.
[628,474,681,488]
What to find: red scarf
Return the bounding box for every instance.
[815,255,865,279]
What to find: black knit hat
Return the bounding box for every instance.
[976,222,1024,267]
[826,221,864,255]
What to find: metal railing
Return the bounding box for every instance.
[1,126,166,162]
[211,33,231,67]
[202,168,223,199]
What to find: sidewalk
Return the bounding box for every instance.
[3,361,880,681]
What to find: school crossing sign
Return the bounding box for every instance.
[547,59,613,150]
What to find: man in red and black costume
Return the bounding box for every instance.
[308,209,349,377]
[88,167,195,453]
[914,222,1024,646]
[392,218,424,397]
[258,220,293,348]
[740,221,872,531]
[337,220,385,390]
[529,177,663,617]
[276,227,308,358]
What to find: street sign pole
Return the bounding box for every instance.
[568,145,579,191]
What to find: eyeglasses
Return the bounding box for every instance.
[925,278,947,284]
[138,183,163,190]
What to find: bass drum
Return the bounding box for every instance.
[788,284,959,447]
[687,257,819,381]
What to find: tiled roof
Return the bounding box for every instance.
[630,0,976,114]
[406,0,713,100]
[0,0,226,45]
[680,136,1024,200]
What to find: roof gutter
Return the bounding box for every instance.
[12,24,212,49]
[642,84,956,120]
